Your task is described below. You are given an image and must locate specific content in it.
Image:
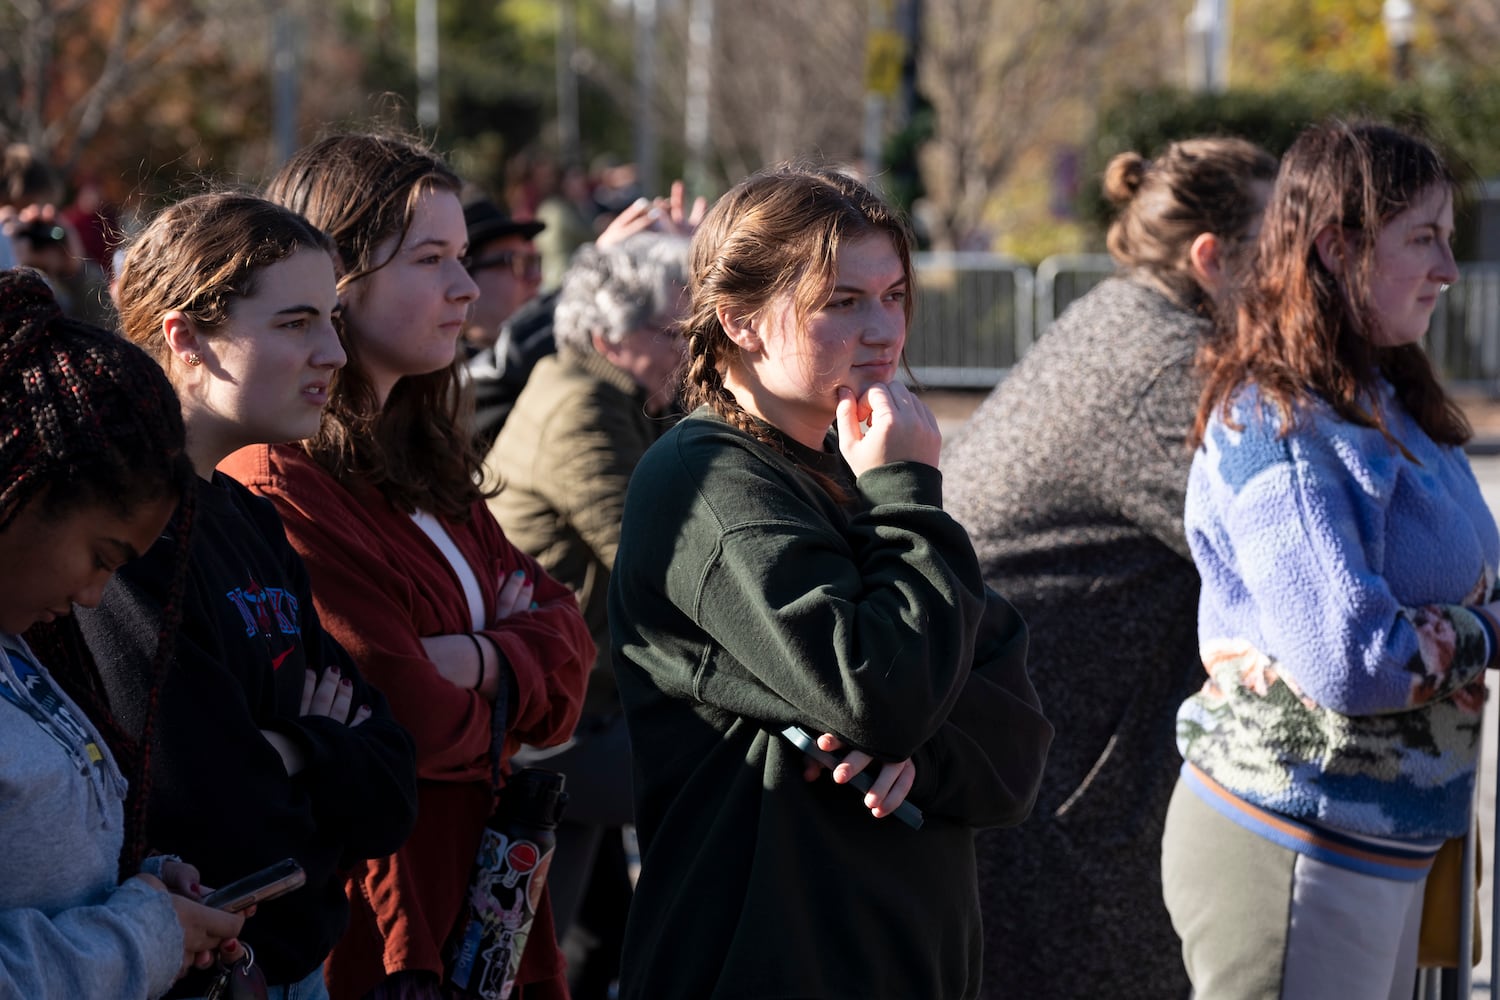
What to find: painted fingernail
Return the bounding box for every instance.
[529,601,539,609]
[513,570,526,579]
[341,678,352,689]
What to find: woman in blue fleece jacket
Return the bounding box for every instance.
[1161,120,1500,1000]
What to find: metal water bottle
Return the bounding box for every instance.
[444,768,568,1000]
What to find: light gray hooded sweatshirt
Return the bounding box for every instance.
[0,631,181,998]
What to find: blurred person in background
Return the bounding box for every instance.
[535,163,599,292]
[468,183,705,452]
[61,176,119,274]
[460,199,545,357]
[0,144,112,327]
[942,137,1276,999]
[485,232,689,998]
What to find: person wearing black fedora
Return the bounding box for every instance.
[462,198,545,354]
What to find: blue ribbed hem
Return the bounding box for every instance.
[1182,763,1440,882]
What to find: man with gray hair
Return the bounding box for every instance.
[484,231,689,991]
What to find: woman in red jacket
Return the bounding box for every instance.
[220,133,592,1000]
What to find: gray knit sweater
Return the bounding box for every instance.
[942,276,1201,1000]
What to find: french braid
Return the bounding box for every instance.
[1,268,195,876]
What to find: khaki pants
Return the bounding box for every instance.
[1161,777,1426,1000]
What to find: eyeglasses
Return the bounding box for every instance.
[465,249,543,281]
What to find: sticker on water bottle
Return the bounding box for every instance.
[448,827,556,999]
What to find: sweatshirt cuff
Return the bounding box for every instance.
[1473,608,1499,666]
[111,877,185,999]
[855,461,944,509]
[136,854,182,880]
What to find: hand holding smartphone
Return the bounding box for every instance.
[782,726,924,829]
[200,858,306,913]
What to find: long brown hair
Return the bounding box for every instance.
[1104,138,1277,313]
[682,165,914,488]
[116,192,334,369]
[264,133,491,518]
[1191,120,1469,451]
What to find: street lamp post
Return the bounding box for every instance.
[416,0,439,127]
[633,0,659,198]
[1383,0,1415,82]
[271,7,300,166]
[557,0,581,168]
[684,0,713,197]
[1186,0,1230,93]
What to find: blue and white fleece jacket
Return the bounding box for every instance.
[1178,380,1499,843]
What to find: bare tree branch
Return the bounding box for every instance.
[50,1,207,167]
[918,0,1167,249]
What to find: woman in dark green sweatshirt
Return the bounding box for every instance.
[608,166,1053,1000]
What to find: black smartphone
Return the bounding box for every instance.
[781,726,924,830]
[200,858,307,913]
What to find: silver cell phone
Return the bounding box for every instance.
[200,858,307,913]
[781,726,924,830]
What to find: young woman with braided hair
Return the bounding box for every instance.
[0,267,244,997]
[79,192,419,1000]
[606,166,1052,999]
[220,134,591,1000]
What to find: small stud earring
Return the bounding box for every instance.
[1440,283,1452,293]
[186,353,202,366]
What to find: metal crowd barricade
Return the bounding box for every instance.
[906,252,1115,388]
[912,255,1500,393]
[1430,264,1500,389]
[1034,253,1115,332]
[908,252,1034,388]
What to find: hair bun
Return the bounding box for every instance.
[1103,152,1149,205]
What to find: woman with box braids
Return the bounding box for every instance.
[0,267,244,997]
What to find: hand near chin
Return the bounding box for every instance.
[836,382,941,476]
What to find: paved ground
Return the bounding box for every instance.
[923,387,1500,995]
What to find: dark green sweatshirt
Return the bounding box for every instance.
[609,409,1053,999]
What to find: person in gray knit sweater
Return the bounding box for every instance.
[942,138,1276,999]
